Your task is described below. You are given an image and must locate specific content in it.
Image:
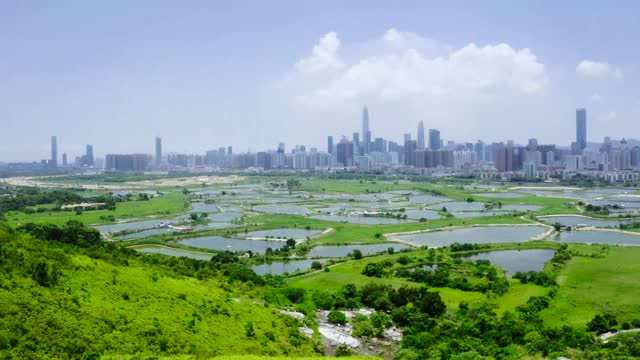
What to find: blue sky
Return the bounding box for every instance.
[1,0,639,161]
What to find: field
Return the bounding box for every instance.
[4,191,188,226]
[540,246,640,327]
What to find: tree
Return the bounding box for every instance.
[328,311,347,325]
[244,322,255,337]
[352,249,363,260]
[189,213,199,221]
[587,313,618,334]
[286,238,296,248]
[311,261,323,270]
[32,262,58,287]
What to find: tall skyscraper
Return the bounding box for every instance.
[85,144,94,166]
[155,137,162,166]
[429,129,441,150]
[362,106,370,154]
[576,108,587,151]
[50,136,58,168]
[327,136,334,154]
[62,153,68,167]
[417,121,425,150]
[336,137,354,167]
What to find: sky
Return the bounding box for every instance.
[1,0,639,161]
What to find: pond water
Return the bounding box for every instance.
[94,219,178,234]
[473,192,527,198]
[429,201,487,211]
[243,228,322,239]
[178,236,286,253]
[461,249,555,276]
[206,212,243,222]
[450,211,507,218]
[192,222,239,230]
[253,205,311,215]
[403,209,442,220]
[555,231,640,245]
[114,228,176,240]
[309,215,413,225]
[190,202,220,213]
[391,226,547,248]
[133,245,213,261]
[409,195,453,205]
[252,259,329,275]
[539,216,635,228]
[308,243,411,257]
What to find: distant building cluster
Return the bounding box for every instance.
[4,106,640,183]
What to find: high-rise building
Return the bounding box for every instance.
[404,140,417,166]
[362,106,370,153]
[494,145,513,172]
[62,153,68,167]
[155,137,162,166]
[352,132,360,155]
[336,137,354,167]
[428,129,441,150]
[576,108,587,151]
[417,121,425,150]
[50,136,58,168]
[85,145,94,166]
[327,136,334,154]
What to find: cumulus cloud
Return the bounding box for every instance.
[605,111,617,122]
[295,32,343,73]
[576,60,622,79]
[292,29,548,109]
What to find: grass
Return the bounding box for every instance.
[0,231,319,358]
[540,246,640,328]
[240,213,529,246]
[5,191,188,226]
[493,282,549,315]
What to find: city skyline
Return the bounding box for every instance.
[4,105,638,164]
[2,1,640,161]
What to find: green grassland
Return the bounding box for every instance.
[4,191,188,226]
[0,228,318,359]
[540,246,640,328]
[288,244,554,312]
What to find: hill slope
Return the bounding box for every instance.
[0,224,317,359]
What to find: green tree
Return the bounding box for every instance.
[327,311,348,325]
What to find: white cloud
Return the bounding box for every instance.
[576,60,622,79]
[293,29,548,109]
[295,32,343,73]
[605,111,617,122]
[590,92,602,102]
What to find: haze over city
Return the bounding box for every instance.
[2,0,640,162]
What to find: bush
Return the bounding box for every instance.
[327,310,348,325]
[352,249,363,260]
[310,261,323,270]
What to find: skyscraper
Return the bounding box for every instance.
[155,137,162,166]
[50,136,57,168]
[62,153,68,167]
[336,137,353,167]
[576,108,587,151]
[417,121,425,150]
[327,136,334,154]
[85,144,94,166]
[362,106,370,154]
[429,129,441,150]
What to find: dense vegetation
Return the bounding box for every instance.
[0,222,318,359]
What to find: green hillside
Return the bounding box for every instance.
[0,223,317,359]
